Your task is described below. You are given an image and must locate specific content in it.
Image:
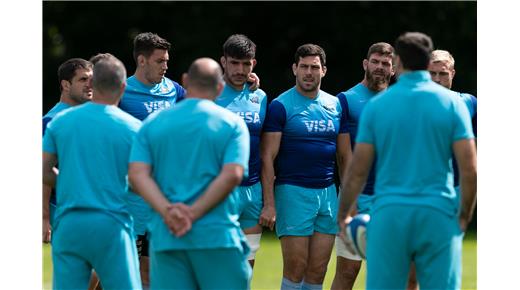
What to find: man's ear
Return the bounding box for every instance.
[61,80,70,92]
[137,55,146,67]
[181,73,189,88]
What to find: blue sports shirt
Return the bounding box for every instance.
[43,101,73,206]
[263,87,348,188]
[452,92,477,187]
[215,83,267,186]
[337,83,378,195]
[43,102,141,230]
[356,71,474,216]
[43,102,71,136]
[119,75,185,235]
[130,98,250,251]
[119,75,186,121]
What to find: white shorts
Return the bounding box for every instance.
[335,235,362,261]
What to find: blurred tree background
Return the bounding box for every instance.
[43,1,476,106]
[43,1,477,229]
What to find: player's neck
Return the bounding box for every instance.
[185,88,216,102]
[133,70,153,86]
[224,78,243,92]
[361,78,387,93]
[60,94,81,107]
[91,90,120,106]
[295,85,319,99]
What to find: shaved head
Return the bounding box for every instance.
[185,58,224,97]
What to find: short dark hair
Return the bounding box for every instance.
[294,44,326,66]
[57,58,93,92]
[394,32,433,70]
[92,55,127,95]
[366,42,394,59]
[223,34,256,59]
[132,32,171,63]
[89,52,115,65]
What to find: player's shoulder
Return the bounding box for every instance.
[111,107,142,131]
[273,87,293,102]
[43,102,71,119]
[338,83,373,108]
[319,89,336,100]
[458,92,477,103]
[251,87,267,100]
[46,103,85,128]
[205,100,247,130]
[162,76,181,88]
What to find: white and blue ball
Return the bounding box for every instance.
[345,213,370,259]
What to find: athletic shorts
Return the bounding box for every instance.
[335,194,371,259]
[235,182,263,229]
[52,210,141,290]
[150,247,251,290]
[335,235,362,261]
[366,204,463,290]
[274,183,338,237]
[136,232,150,258]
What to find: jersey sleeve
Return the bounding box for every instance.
[175,83,186,102]
[42,117,52,136]
[223,118,251,179]
[262,100,286,132]
[337,93,350,134]
[355,101,375,145]
[470,95,477,137]
[42,121,57,154]
[452,97,475,142]
[129,123,152,164]
[259,92,268,126]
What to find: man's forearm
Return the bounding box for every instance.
[43,184,52,219]
[191,173,241,220]
[459,170,477,223]
[131,173,171,218]
[261,160,276,207]
[338,176,364,221]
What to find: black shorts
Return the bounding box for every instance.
[136,232,149,258]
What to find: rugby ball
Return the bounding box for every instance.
[345,213,370,259]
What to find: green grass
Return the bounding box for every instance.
[43,231,476,290]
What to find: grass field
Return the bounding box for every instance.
[43,231,476,289]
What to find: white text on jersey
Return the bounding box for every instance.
[303,120,335,132]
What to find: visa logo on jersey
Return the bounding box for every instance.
[236,111,261,124]
[143,101,171,113]
[303,120,336,132]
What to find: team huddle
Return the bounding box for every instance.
[42,32,477,290]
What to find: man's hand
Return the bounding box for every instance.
[43,217,51,243]
[162,203,194,237]
[338,216,357,256]
[247,73,260,91]
[259,205,276,230]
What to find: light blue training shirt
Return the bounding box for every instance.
[356,71,474,216]
[337,83,378,196]
[43,102,141,230]
[130,98,250,251]
[215,83,267,186]
[119,75,185,121]
[119,75,185,235]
